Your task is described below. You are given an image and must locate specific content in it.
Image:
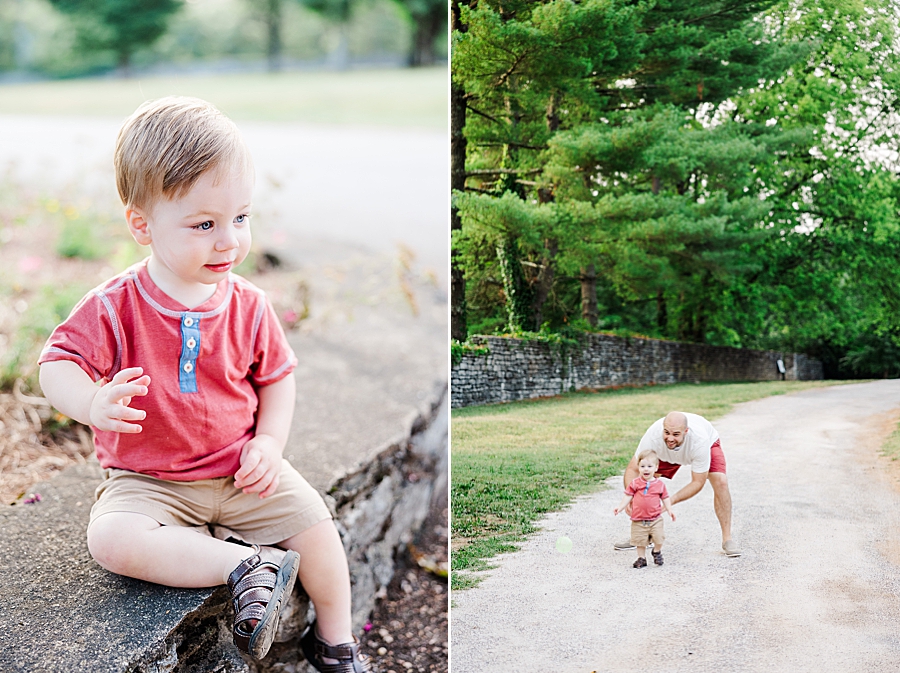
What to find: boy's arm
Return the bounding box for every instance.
[39,361,149,433]
[614,493,633,515]
[234,373,296,498]
[662,496,676,521]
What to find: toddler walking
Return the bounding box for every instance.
[614,449,675,568]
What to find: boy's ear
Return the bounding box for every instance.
[126,207,152,245]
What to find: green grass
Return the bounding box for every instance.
[450,380,843,590]
[0,67,448,128]
[882,422,900,462]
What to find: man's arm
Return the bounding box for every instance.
[670,470,708,505]
[623,456,639,487]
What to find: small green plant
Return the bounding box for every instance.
[451,339,491,367]
[0,284,89,390]
[55,205,112,260]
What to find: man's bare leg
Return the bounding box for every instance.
[708,472,733,544]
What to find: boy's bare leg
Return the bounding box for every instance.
[636,545,646,559]
[88,512,253,587]
[280,519,353,647]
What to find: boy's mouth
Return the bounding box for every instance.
[205,261,233,273]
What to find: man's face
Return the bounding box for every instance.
[662,423,687,449]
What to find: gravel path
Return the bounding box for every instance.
[451,381,900,673]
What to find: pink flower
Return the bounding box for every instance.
[363,622,373,632]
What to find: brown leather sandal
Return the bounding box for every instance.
[300,621,373,673]
[227,544,300,660]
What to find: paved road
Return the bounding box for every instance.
[0,114,448,279]
[451,381,900,672]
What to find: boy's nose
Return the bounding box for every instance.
[215,226,239,251]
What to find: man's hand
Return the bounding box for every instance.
[90,367,150,433]
[234,434,283,498]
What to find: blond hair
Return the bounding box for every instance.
[636,449,660,466]
[114,96,252,209]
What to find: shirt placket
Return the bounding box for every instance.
[179,313,201,393]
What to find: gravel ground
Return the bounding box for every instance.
[364,502,449,673]
[451,381,900,673]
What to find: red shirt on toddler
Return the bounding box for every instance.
[39,260,297,481]
[625,477,668,521]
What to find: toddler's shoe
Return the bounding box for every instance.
[632,557,647,569]
[227,544,300,660]
[300,620,372,672]
[652,550,664,566]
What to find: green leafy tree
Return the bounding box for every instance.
[452,0,793,338]
[48,0,182,71]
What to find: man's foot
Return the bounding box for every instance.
[652,550,663,566]
[633,557,647,568]
[722,540,742,557]
[614,539,653,551]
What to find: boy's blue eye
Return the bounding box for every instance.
[197,221,213,231]
[235,214,249,224]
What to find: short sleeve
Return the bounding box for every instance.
[38,291,119,382]
[625,479,638,496]
[660,482,669,499]
[249,295,298,386]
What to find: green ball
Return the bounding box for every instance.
[555,535,573,553]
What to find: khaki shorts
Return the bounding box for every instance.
[630,517,665,548]
[90,459,332,545]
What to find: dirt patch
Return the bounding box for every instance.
[364,502,448,673]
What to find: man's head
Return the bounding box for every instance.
[662,411,689,450]
[114,97,255,293]
[636,449,660,479]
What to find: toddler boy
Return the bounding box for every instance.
[38,97,370,672]
[614,449,675,568]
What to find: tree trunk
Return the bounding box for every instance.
[531,239,557,330]
[581,264,598,327]
[450,79,468,340]
[265,0,283,72]
[497,237,533,332]
[410,4,445,66]
[656,289,667,333]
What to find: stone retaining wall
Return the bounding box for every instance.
[451,334,823,408]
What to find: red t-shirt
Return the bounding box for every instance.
[625,477,669,521]
[39,260,297,481]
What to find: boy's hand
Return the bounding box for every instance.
[90,367,150,433]
[669,511,676,522]
[613,508,620,516]
[235,434,283,498]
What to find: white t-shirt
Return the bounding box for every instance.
[635,413,719,473]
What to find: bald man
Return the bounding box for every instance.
[615,411,741,556]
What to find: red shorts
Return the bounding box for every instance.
[656,439,726,479]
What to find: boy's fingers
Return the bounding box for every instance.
[111,367,144,383]
[109,382,149,403]
[98,419,142,434]
[110,406,146,421]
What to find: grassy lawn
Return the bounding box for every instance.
[0,67,447,128]
[451,380,842,590]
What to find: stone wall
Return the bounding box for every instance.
[451,334,823,408]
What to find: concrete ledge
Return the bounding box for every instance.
[0,389,446,673]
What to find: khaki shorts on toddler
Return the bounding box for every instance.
[90,459,332,545]
[630,517,665,548]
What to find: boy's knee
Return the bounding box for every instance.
[87,513,157,574]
